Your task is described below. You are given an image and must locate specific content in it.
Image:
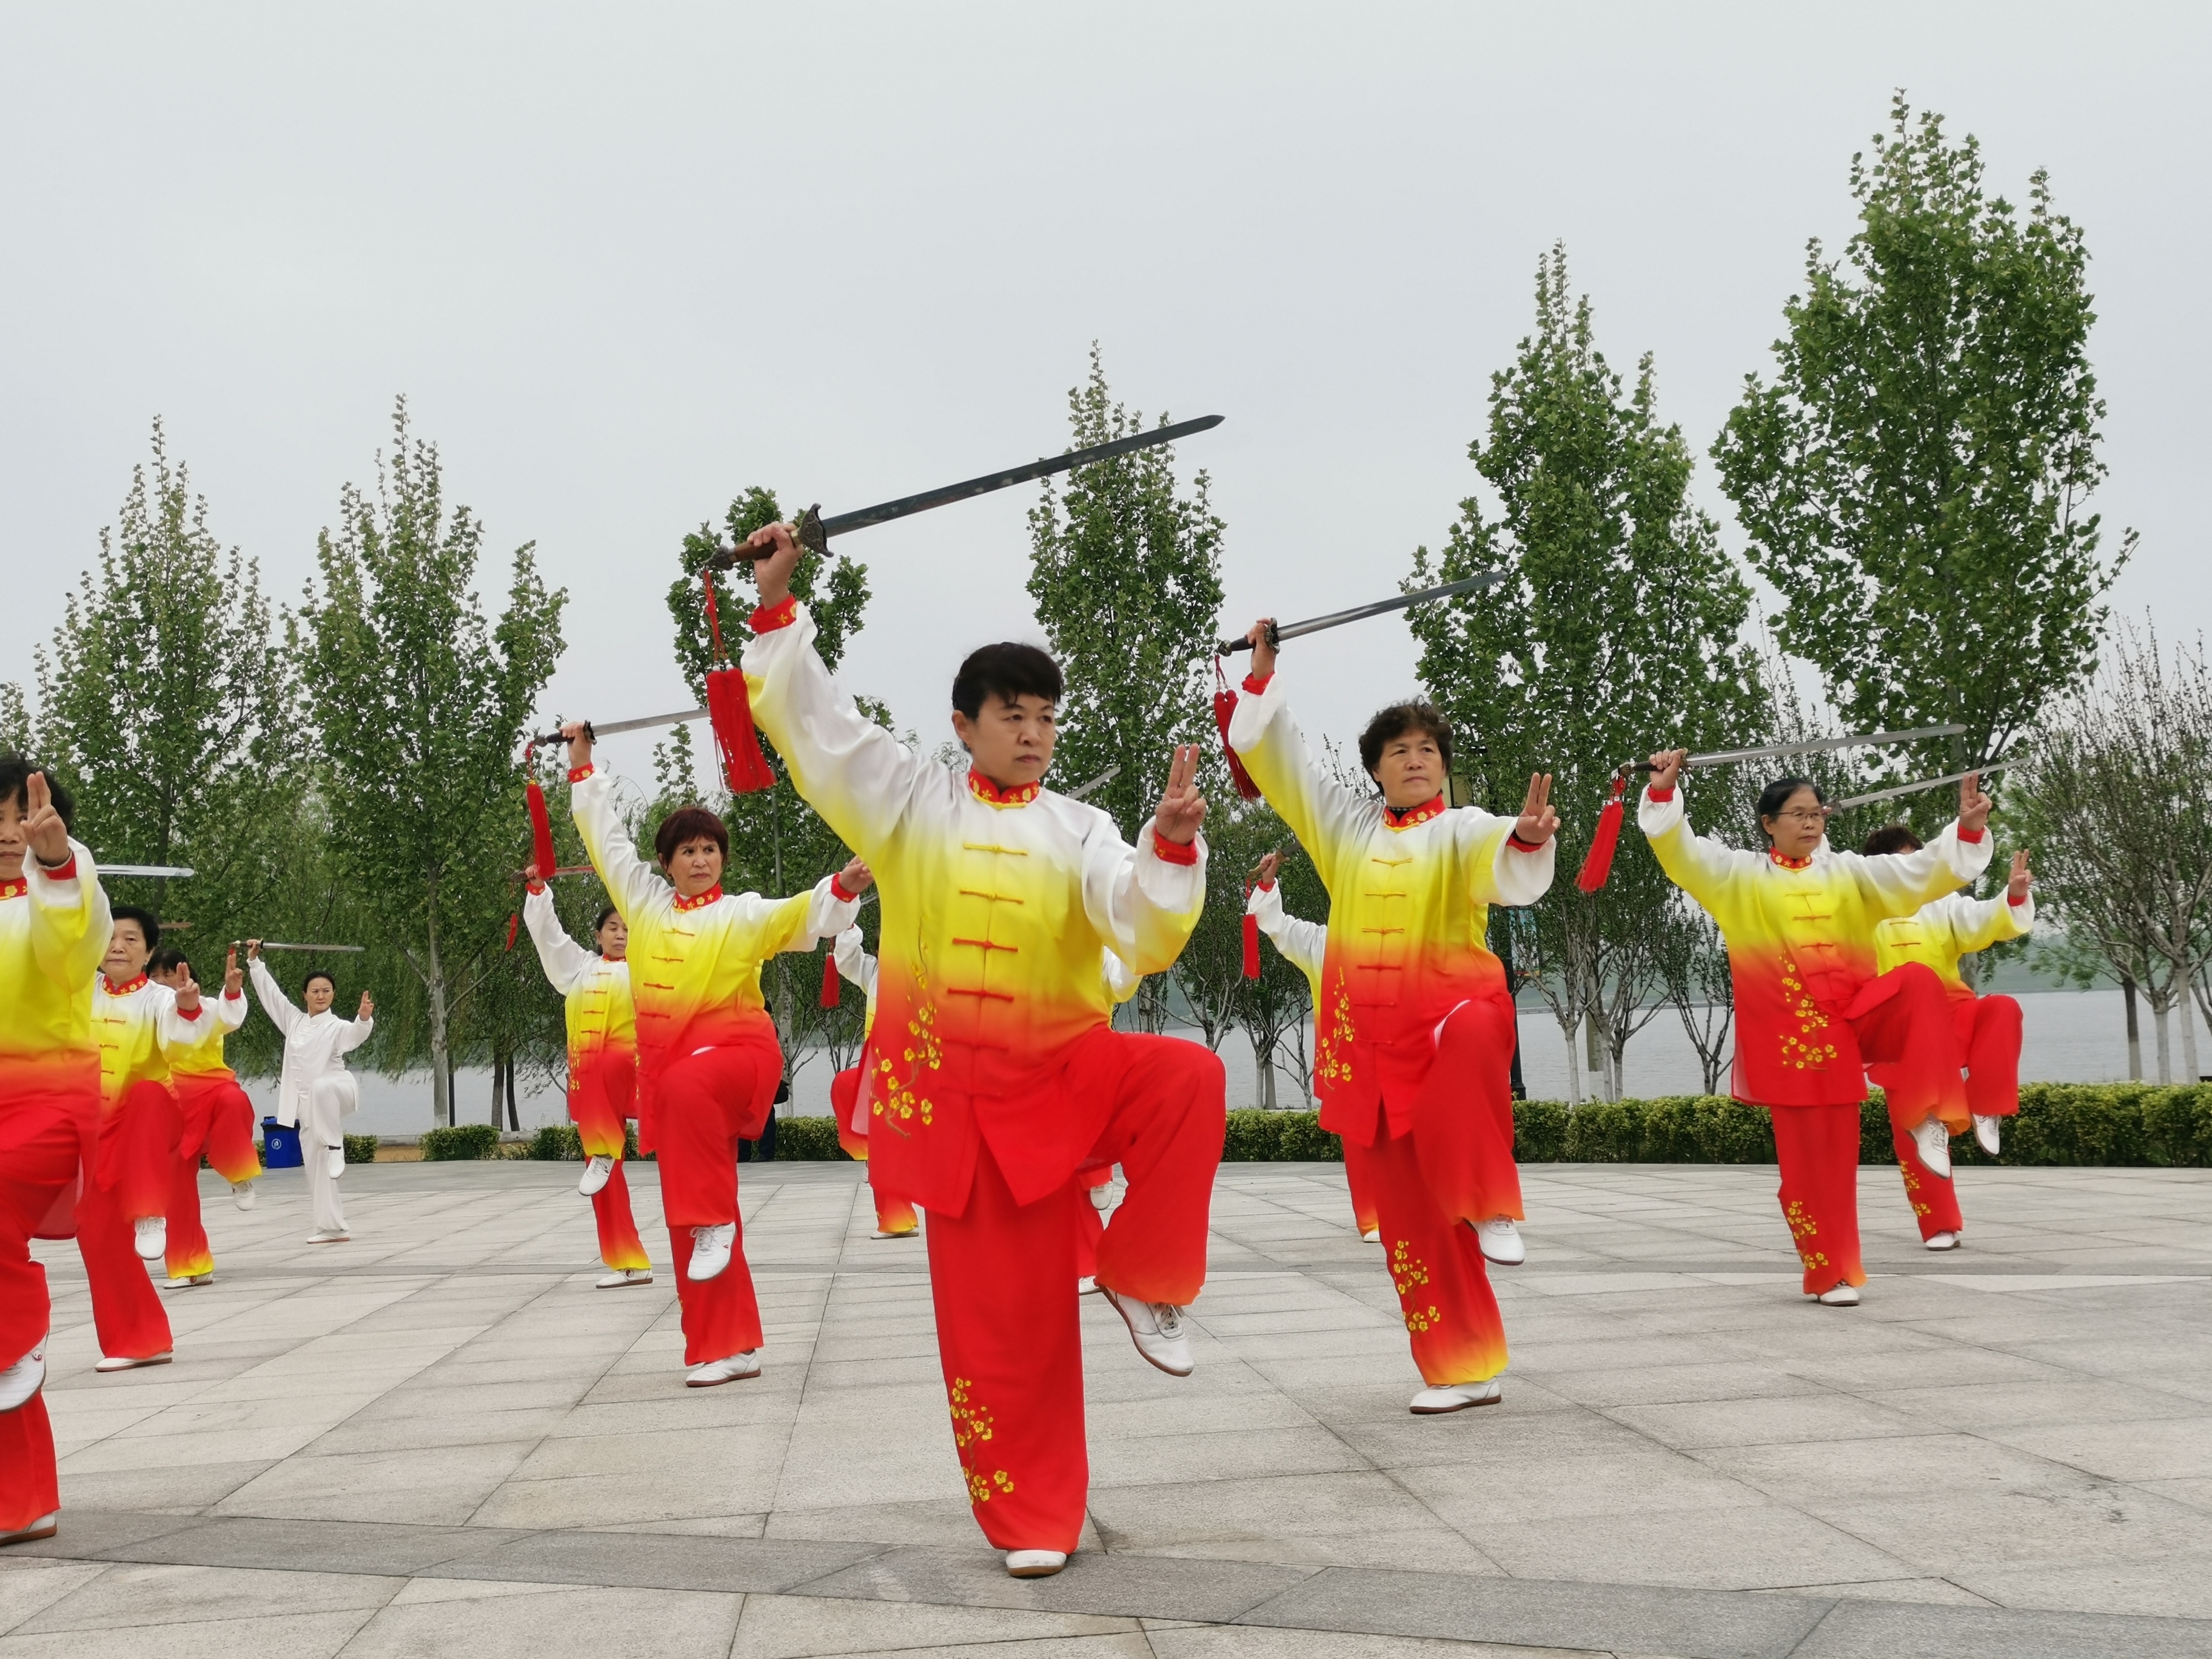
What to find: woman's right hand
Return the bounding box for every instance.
[1247,618,1277,680]
[245,939,263,962]
[560,721,594,775]
[1647,749,1687,792]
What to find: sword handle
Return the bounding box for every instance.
[1216,619,1280,657]
[531,722,594,748]
[706,506,828,568]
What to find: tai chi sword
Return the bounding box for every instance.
[1834,761,2010,811]
[236,941,367,954]
[1214,573,1503,655]
[1624,724,1970,774]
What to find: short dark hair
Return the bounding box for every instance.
[594,905,620,936]
[951,643,1062,722]
[1861,823,1924,858]
[0,756,73,831]
[302,968,337,995]
[1358,702,1453,779]
[154,947,192,977]
[654,805,729,868]
[1756,776,1826,829]
[109,905,163,956]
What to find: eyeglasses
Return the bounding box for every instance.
[1771,808,1827,825]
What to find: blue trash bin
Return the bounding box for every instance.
[261,1118,303,1169]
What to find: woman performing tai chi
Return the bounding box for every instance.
[247,948,374,1244]
[561,723,866,1386]
[1245,851,1381,1244]
[149,946,258,1285]
[742,521,1223,1579]
[0,764,109,1547]
[1230,624,1556,1414]
[522,876,652,1286]
[1640,752,1992,1304]
[1864,834,2035,1250]
[828,926,920,1241]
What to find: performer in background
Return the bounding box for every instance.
[1864,831,2034,1250]
[247,948,374,1244]
[150,947,259,1287]
[1640,753,1991,1304]
[522,875,652,1287]
[743,521,1222,1580]
[1229,624,1555,1415]
[0,765,107,1547]
[828,925,920,1241]
[85,904,191,1372]
[561,723,866,1387]
[1245,851,1380,1244]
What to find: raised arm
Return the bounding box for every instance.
[335,1008,375,1057]
[832,925,879,1001]
[568,760,672,927]
[731,873,866,964]
[247,953,304,1038]
[1248,881,1327,980]
[1637,761,1759,915]
[522,882,597,994]
[25,832,109,992]
[1225,663,1372,878]
[1078,806,1207,977]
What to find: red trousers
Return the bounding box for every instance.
[1891,1122,1963,1240]
[572,1065,646,1273]
[1771,1103,1865,1294]
[81,1087,175,1359]
[1958,993,2023,1119]
[654,1043,774,1364]
[831,1068,919,1236]
[1366,1123,1507,1384]
[1343,1136,1381,1236]
[1857,963,1970,1134]
[164,1075,262,1280]
[0,1088,79,1532]
[1072,1164,1112,1281]
[98,1080,179,1222]
[924,1031,1224,1553]
[1406,994,1524,1225]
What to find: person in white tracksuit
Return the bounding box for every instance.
[246,945,375,1242]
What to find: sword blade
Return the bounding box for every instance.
[1833,761,2009,811]
[99,863,195,878]
[1216,573,1503,655]
[246,942,367,954]
[1631,724,1970,773]
[532,708,708,746]
[1065,765,1121,802]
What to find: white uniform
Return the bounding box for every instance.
[249,958,374,1236]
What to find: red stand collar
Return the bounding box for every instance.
[102,971,150,996]
[672,885,725,913]
[0,877,24,901]
[1768,848,1815,871]
[1383,794,1446,831]
[967,768,1040,808]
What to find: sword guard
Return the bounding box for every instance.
[708,505,828,567]
[1216,619,1279,657]
[531,722,594,748]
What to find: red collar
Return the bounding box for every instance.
[1768,848,1815,871]
[968,768,1041,808]
[672,885,724,913]
[1383,794,1446,831]
[102,971,149,996]
[0,877,24,901]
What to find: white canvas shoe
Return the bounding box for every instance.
[94,1351,172,1373]
[685,1351,760,1387]
[1088,1182,1114,1212]
[326,1146,347,1179]
[1076,1276,1098,1295]
[1410,1379,1503,1414]
[596,1268,652,1289]
[232,1181,257,1211]
[0,1512,57,1547]
[1910,1118,1952,1179]
[0,1335,45,1411]
[1099,1287,1194,1376]
[132,1217,166,1261]
[1475,1217,1526,1266]
[1815,1284,1862,1307]
[578,1155,614,1196]
[1925,1230,1962,1252]
[1974,1114,2002,1156]
[1005,1549,1067,1578]
[1360,1228,1382,1244]
[686,1224,736,1282]
[304,1230,349,1244]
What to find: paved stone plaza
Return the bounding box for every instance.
[8,1156,2212,1658]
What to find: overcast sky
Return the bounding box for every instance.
[2,4,2202,799]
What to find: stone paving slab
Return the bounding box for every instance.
[12,1157,2212,1657]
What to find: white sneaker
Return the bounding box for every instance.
[1974,1114,2002,1156]
[1088,1182,1114,1212]
[326,1146,346,1179]
[1815,1284,1862,1307]
[94,1351,173,1373]
[0,1335,45,1411]
[1076,1276,1098,1295]
[1410,1379,1502,1414]
[0,1512,58,1546]
[304,1230,349,1244]
[133,1217,166,1262]
[579,1155,614,1196]
[1005,1549,1067,1578]
[1360,1228,1381,1244]
[232,1181,257,1211]
[1099,1286,1194,1376]
[1910,1118,1952,1179]
[596,1268,652,1289]
[687,1224,736,1281]
[1475,1217,1526,1266]
[1925,1231,1961,1252]
[685,1351,760,1387]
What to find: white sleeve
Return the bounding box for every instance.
[1845,821,1994,920]
[335,1016,375,1057]
[1638,785,1760,911]
[1079,812,1207,977]
[572,766,672,927]
[1460,809,1556,908]
[1248,884,1326,980]
[25,836,109,991]
[1100,947,1142,1004]
[523,884,595,994]
[249,956,303,1037]
[833,927,878,1000]
[1225,672,1373,876]
[216,987,250,1033]
[154,985,203,1051]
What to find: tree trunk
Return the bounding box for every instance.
[424,914,452,1127]
[1562,1014,1583,1108]
[2122,974,2142,1080]
[1586,1010,1612,1102]
[2154,997,2172,1084]
[2184,993,2202,1084]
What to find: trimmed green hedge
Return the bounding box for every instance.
[342,1134,379,1164]
[527,1122,642,1162]
[421,1122,500,1161]
[776,1116,849,1161]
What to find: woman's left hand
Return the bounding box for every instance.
[358,992,375,1019]
[1515,771,1559,845]
[837,857,874,896]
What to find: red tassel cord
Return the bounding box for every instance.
[702,570,776,794]
[1576,774,1627,893]
[820,946,842,1009]
[504,912,520,953]
[1242,907,1261,980]
[1213,659,1261,802]
[525,781,557,879]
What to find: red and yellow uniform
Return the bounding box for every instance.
[163,986,258,1281]
[1229,671,1552,1390]
[1640,784,1991,1290]
[828,927,920,1238]
[572,764,858,1367]
[85,970,192,1359]
[0,840,107,1535]
[746,597,1222,1557]
[1247,881,1380,1240]
[1871,888,2033,1239]
[523,883,648,1274]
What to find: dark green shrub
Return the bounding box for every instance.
[774,1116,849,1160]
[342,1134,379,1164]
[529,1124,581,1161]
[421,1122,500,1161]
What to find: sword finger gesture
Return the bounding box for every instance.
[1959,769,1992,836]
[1154,744,1207,847]
[1517,772,1559,846]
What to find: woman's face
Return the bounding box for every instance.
[304,976,337,1014]
[597,913,628,960]
[1760,786,1829,859]
[663,836,724,899]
